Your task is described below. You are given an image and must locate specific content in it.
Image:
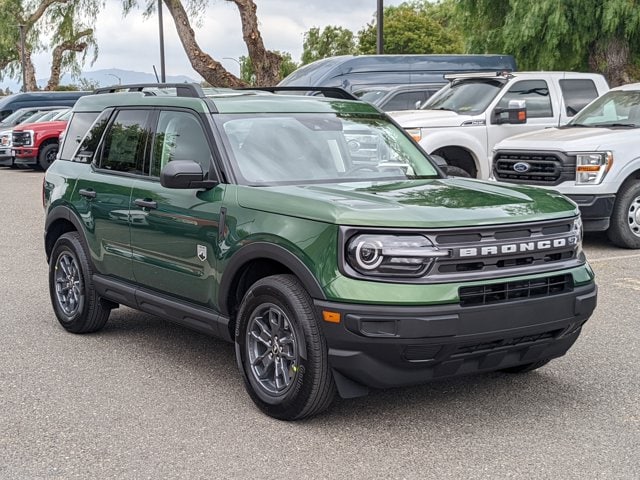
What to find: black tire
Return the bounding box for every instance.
[501,359,551,374]
[445,165,472,178]
[235,274,336,420]
[38,143,58,171]
[607,180,640,249]
[48,232,111,333]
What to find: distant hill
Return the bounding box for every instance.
[1,68,199,92]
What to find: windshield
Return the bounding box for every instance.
[354,89,388,105]
[37,109,66,122]
[217,113,439,186]
[0,109,33,127]
[570,90,640,128]
[21,111,49,124]
[422,79,504,114]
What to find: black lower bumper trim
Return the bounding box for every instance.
[567,194,615,231]
[315,282,597,392]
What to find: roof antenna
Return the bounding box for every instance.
[152,65,160,83]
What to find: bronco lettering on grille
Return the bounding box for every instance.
[458,236,575,258]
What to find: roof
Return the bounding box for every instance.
[71,87,382,116]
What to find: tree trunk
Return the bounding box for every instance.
[228,0,282,86]
[589,37,631,87]
[45,29,92,91]
[16,42,38,91]
[163,0,246,87]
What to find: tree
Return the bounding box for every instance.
[455,0,640,86]
[128,0,282,87]
[301,26,356,65]
[0,0,99,91]
[358,1,464,55]
[239,51,298,85]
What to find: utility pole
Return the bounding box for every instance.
[18,25,27,92]
[158,0,166,83]
[376,0,384,55]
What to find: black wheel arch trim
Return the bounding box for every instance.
[218,242,327,316]
[45,204,90,262]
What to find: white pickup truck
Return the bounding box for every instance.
[391,71,609,179]
[493,83,640,248]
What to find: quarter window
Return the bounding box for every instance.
[99,109,150,174]
[497,80,553,118]
[60,112,101,161]
[150,111,212,177]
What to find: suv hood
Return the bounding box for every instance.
[390,109,473,128]
[236,179,576,228]
[497,126,638,151]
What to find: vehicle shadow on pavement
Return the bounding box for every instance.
[92,306,589,427]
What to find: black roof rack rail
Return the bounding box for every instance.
[236,86,358,101]
[93,83,205,98]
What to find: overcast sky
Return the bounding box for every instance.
[23,0,406,83]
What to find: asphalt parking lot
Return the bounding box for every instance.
[0,167,638,480]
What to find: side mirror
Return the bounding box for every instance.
[414,100,423,110]
[494,99,527,124]
[160,160,217,189]
[430,154,449,175]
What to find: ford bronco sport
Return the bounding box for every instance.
[43,84,597,420]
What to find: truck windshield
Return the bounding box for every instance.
[421,79,504,115]
[570,90,640,128]
[217,113,440,186]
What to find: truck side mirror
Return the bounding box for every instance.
[494,100,527,125]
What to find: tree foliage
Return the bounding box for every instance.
[301,26,356,65]
[239,51,297,85]
[455,0,640,86]
[358,0,464,55]
[0,0,100,90]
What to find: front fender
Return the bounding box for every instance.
[419,129,489,178]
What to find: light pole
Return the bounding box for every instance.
[223,57,242,77]
[18,25,27,92]
[106,73,121,85]
[376,0,384,55]
[158,0,166,83]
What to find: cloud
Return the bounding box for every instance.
[11,0,404,86]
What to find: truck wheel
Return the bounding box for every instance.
[38,143,58,171]
[49,232,111,333]
[607,181,640,249]
[236,274,336,420]
[501,359,551,373]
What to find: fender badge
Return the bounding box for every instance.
[197,245,207,262]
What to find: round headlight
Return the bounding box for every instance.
[354,239,384,270]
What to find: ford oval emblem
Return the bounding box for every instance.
[513,161,531,173]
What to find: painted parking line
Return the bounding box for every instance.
[587,253,640,263]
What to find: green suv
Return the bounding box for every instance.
[44,84,597,420]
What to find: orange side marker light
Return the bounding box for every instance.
[322,310,341,323]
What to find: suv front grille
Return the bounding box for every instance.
[494,151,576,185]
[458,274,573,306]
[12,131,31,147]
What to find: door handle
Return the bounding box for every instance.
[134,198,158,209]
[79,188,96,199]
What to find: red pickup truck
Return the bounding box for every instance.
[12,110,71,170]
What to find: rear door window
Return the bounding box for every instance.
[559,79,599,116]
[98,109,151,174]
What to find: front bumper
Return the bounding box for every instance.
[0,150,13,166]
[566,194,615,231]
[315,281,596,394]
[12,147,37,166]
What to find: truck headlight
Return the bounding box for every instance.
[576,152,612,185]
[346,234,450,277]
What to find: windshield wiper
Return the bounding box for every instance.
[593,123,638,128]
[561,123,593,128]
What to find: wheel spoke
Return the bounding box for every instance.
[250,330,271,348]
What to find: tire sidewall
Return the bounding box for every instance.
[39,143,58,171]
[236,279,315,416]
[49,234,89,329]
[609,181,640,249]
